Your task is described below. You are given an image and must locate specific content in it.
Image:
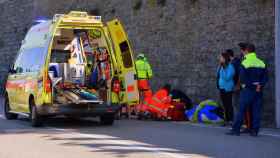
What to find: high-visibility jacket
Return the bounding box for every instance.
[240,52,268,90]
[143,88,171,117]
[135,58,153,79]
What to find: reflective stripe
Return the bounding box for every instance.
[242,52,266,69]
[252,82,260,85]
[143,101,165,113]
[125,71,138,101]
[152,96,162,103]
[127,85,135,92]
[136,59,153,79]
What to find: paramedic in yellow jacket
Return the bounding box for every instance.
[135,53,153,101]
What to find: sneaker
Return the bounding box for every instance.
[250,131,259,137]
[228,121,233,126]
[240,128,251,134]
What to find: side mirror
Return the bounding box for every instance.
[21,40,26,45]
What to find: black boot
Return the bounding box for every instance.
[250,130,259,137]
[240,128,251,134]
[226,130,240,136]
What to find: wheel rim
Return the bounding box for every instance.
[32,106,36,121]
[4,97,10,114]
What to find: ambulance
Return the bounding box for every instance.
[4,11,139,126]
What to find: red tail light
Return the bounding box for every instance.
[112,79,121,93]
[44,72,52,93]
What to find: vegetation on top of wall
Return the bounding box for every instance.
[133,0,142,11]
[148,0,166,7]
[190,0,198,4]
[157,0,166,7]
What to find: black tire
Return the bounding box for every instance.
[4,94,18,120]
[66,116,81,121]
[30,99,43,127]
[100,114,115,125]
[115,110,121,120]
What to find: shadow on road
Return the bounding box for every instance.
[46,118,208,157]
[41,118,280,158]
[1,113,280,158]
[0,115,211,158]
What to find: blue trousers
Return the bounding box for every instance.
[232,88,263,133]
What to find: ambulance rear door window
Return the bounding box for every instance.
[119,41,132,68]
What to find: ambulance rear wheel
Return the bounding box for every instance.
[100,114,115,125]
[115,110,121,120]
[4,94,18,120]
[30,98,43,127]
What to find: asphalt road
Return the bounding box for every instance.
[0,98,280,158]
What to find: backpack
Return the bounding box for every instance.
[185,100,224,124]
[170,89,193,110]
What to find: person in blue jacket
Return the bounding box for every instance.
[217,51,235,124]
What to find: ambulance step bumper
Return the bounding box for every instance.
[37,103,120,117]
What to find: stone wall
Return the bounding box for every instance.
[0,0,275,125]
[0,0,35,91]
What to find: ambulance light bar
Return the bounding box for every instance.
[53,11,102,23]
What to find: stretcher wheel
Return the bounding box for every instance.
[137,112,144,120]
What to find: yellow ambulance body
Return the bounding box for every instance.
[4,11,139,126]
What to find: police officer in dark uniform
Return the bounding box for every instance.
[238,43,253,133]
[227,43,268,137]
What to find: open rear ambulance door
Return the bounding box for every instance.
[107,19,139,105]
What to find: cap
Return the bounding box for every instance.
[246,43,256,52]
[238,42,248,50]
[137,53,145,59]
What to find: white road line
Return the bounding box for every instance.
[48,127,202,158]
[1,116,280,139]
[260,133,280,138]
[175,121,280,138]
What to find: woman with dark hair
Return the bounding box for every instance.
[217,51,235,125]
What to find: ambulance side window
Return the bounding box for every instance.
[21,52,30,72]
[119,41,132,68]
[29,47,47,72]
[18,51,30,73]
[17,47,47,73]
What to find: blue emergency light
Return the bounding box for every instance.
[32,17,49,25]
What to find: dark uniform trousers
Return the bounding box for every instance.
[233,88,262,133]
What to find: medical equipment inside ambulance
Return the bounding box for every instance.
[49,28,111,104]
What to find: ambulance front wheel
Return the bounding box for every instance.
[4,94,18,120]
[30,98,43,127]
